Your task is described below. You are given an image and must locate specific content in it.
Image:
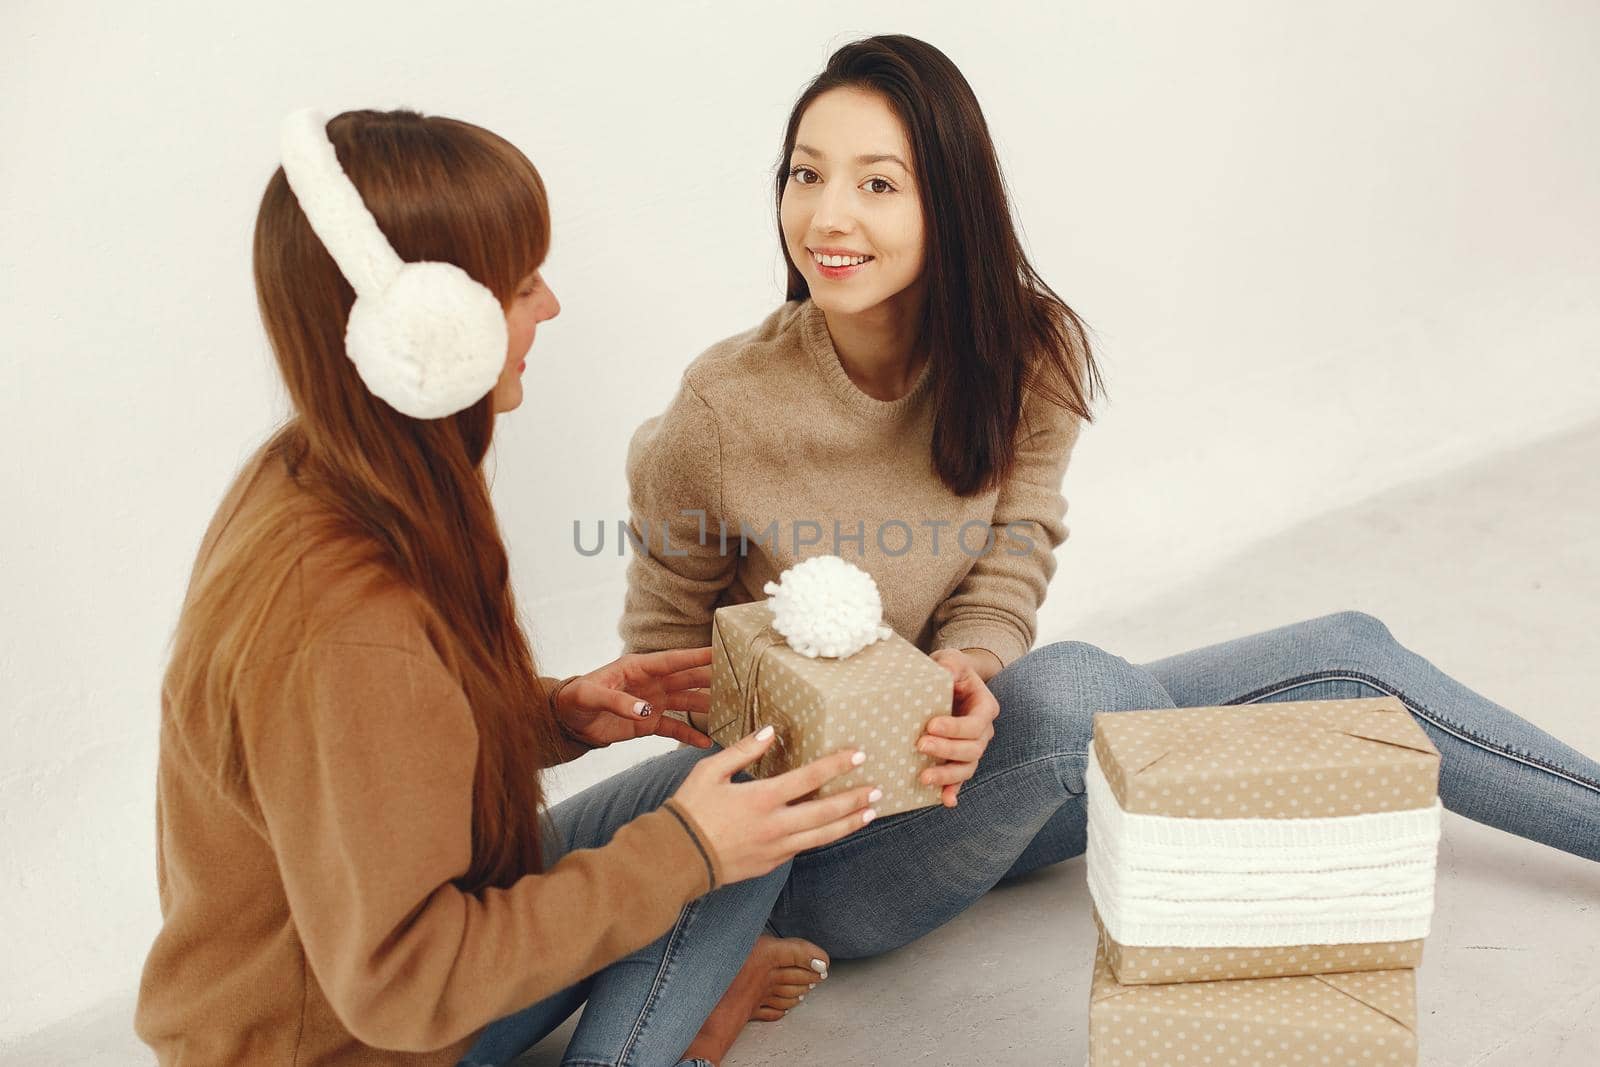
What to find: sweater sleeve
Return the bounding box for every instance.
[243,639,718,1054]
[929,393,1082,667]
[619,378,737,654]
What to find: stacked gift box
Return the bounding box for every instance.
[1085,697,1443,1066]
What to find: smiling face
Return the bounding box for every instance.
[780,88,926,319]
[491,268,560,413]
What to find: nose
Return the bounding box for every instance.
[810,183,854,236]
[540,285,561,322]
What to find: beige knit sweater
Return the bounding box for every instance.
[136,449,722,1066]
[621,300,1081,667]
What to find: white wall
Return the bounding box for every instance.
[3,0,1598,1043]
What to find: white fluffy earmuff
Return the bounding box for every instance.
[277,108,508,420]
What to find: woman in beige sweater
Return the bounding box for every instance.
[622,35,1600,969]
[135,108,884,1067]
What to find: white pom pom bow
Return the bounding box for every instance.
[762,556,893,659]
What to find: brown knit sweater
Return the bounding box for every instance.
[136,450,722,1066]
[622,300,1080,666]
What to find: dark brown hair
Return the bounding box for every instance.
[167,109,560,891]
[778,35,1103,495]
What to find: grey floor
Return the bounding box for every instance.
[9,420,1598,1066]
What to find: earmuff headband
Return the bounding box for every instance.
[276,108,508,420]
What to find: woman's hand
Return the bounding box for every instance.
[918,649,1002,808]
[552,648,716,749]
[672,726,882,885]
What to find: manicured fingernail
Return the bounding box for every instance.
[862,808,877,824]
[634,701,653,717]
[868,788,883,803]
[850,750,866,766]
[810,958,827,974]
[798,994,806,1002]
[757,725,775,740]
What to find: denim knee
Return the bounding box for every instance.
[1296,610,1402,669]
[988,641,1174,791]
[996,641,1173,717]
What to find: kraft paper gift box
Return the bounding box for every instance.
[707,599,952,818]
[1088,937,1420,1067]
[1087,697,1442,985]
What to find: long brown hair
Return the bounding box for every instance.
[778,35,1104,496]
[166,109,560,890]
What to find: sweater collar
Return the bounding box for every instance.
[799,300,932,421]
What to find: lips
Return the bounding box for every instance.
[809,248,874,281]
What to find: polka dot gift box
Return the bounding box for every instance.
[1087,698,1443,986]
[706,558,953,818]
[1088,936,1419,1066]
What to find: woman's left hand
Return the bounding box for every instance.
[552,647,716,749]
[918,649,1002,808]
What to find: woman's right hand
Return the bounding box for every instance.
[671,726,882,886]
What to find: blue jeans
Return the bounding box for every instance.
[462,746,774,1067]
[768,611,1600,958]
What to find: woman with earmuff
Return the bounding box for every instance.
[133,109,876,1067]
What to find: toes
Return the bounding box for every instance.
[752,1007,787,1023]
[763,994,802,1012]
[776,966,820,986]
[772,983,810,999]
[777,937,830,973]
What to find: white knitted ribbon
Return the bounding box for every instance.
[1086,747,1441,948]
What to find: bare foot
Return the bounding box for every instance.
[682,934,830,1063]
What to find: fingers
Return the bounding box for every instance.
[928,656,999,714]
[659,688,711,715]
[766,746,867,803]
[948,662,985,691]
[575,680,657,722]
[941,782,963,808]
[919,760,978,789]
[924,714,991,740]
[772,784,881,836]
[631,647,713,675]
[699,724,777,780]
[962,685,1001,719]
[784,799,878,853]
[916,734,985,763]
[652,714,713,748]
[656,665,712,692]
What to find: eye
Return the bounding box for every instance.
[864,177,896,194]
[789,165,820,185]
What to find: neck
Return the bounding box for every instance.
[820,287,926,401]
